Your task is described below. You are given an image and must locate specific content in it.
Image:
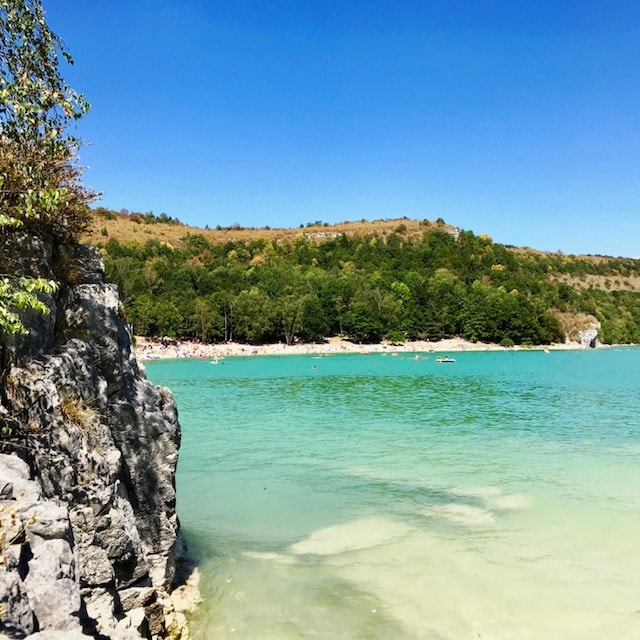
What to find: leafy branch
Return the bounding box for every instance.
[0,276,57,336]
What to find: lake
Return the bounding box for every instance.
[146,347,640,639]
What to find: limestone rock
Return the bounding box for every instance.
[0,570,35,637]
[579,326,599,348]
[22,632,88,640]
[0,454,82,639]
[22,540,80,629]
[0,234,189,639]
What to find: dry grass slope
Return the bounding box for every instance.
[551,273,640,293]
[81,214,457,248]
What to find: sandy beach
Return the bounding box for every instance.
[134,335,583,361]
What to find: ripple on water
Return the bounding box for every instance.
[145,349,640,640]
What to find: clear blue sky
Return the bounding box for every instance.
[45,0,639,257]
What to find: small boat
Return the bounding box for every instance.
[436,356,456,363]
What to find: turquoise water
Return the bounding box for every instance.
[146,348,640,639]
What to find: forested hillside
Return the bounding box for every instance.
[89,210,640,346]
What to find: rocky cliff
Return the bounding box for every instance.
[0,232,192,639]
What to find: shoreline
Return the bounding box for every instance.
[134,335,588,361]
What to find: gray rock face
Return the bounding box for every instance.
[0,234,186,639]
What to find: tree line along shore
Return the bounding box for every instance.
[94,211,640,348]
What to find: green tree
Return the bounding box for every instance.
[279,293,308,345]
[192,296,220,342]
[1,0,94,237]
[427,268,464,339]
[1,0,93,338]
[266,264,311,344]
[233,287,276,344]
[343,301,384,343]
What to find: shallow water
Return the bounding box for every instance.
[146,348,640,639]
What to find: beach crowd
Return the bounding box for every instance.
[134,336,581,361]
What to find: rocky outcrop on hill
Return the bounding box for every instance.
[578,326,600,349]
[0,233,192,639]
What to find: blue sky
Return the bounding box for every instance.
[45,1,639,257]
